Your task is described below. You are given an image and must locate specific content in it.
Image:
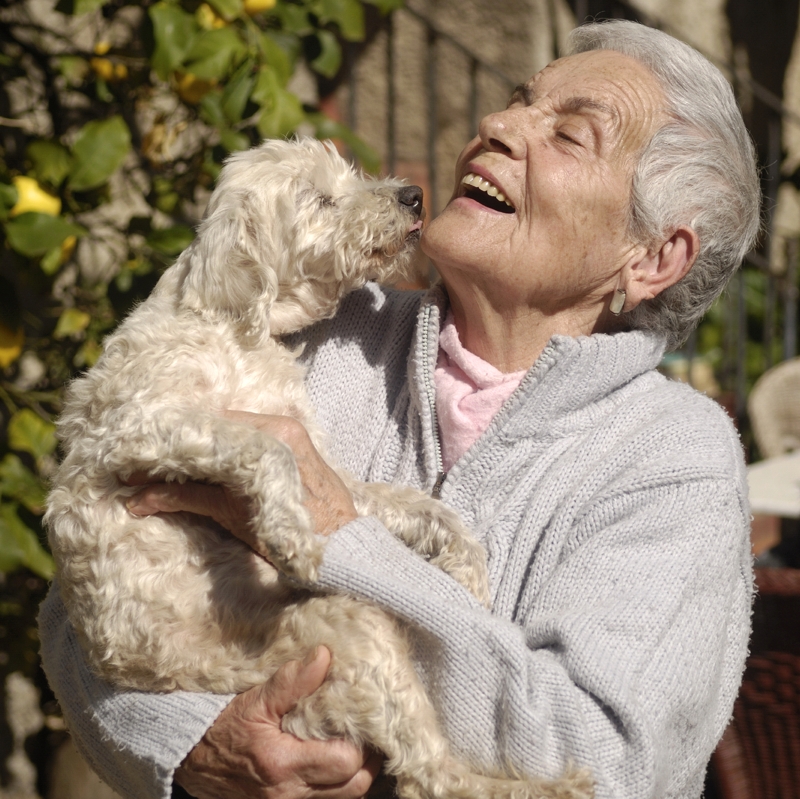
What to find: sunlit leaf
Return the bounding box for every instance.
[275,3,312,34]
[5,213,86,258]
[256,84,305,139]
[316,0,365,41]
[311,30,342,78]
[184,28,247,80]
[257,32,295,85]
[68,116,131,192]
[0,503,54,579]
[54,308,91,339]
[27,141,72,188]
[0,455,47,514]
[7,409,57,461]
[149,2,198,81]
[207,0,242,19]
[147,226,195,255]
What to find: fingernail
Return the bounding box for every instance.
[302,647,319,666]
[126,497,148,516]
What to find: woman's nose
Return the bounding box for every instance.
[478,109,527,159]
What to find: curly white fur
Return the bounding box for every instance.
[45,138,592,799]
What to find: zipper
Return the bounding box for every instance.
[421,303,447,498]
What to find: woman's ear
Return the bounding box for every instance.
[622,226,699,310]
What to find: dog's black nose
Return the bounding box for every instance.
[397,186,423,218]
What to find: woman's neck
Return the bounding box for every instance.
[443,281,615,373]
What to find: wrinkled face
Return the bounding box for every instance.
[421,50,667,318]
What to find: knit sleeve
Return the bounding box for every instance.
[315,469,752,799]
[38,582,233,799]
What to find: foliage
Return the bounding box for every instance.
[0,0,398,785]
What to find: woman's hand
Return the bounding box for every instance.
[174,647,382,799]
[125,411,358,551]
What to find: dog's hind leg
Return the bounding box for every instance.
[94,407,323,580]
[349,481,491,606]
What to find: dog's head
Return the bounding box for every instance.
[175,137,423,343]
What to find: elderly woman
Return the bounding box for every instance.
[39,18,760,799]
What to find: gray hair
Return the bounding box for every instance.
[565,20,762,350]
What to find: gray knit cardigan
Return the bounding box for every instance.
[38,283,753,799]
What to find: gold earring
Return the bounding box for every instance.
[609,289,626,316]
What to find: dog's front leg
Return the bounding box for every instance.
[96,407,324,581]
[348,481,490,606]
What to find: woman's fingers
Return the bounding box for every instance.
[174,647,382,799]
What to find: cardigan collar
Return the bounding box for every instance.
[408,286,668,482]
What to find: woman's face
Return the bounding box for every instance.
[422,49,667,320]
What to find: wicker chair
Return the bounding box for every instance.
[710,568,800,799]
[748,358,800,459]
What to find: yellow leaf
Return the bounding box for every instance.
[91,57,115,82]
[243,0,276,13]
[176,73,217,104]
[0,324,23,369]
[197,3,228,28]
[10,176,61,217]
[60,235,77,264]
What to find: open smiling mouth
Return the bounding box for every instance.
[460,173,515,214]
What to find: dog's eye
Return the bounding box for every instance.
[319,195,336,208]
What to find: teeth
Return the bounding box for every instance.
[461,173,514,208]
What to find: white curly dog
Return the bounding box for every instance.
[46,138,592,799]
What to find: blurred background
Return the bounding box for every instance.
[1,0,799,796]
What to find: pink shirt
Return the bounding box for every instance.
[434,312,527,471]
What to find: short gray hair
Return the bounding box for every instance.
[565,20,762,350]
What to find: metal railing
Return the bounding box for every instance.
[342,1,800,434]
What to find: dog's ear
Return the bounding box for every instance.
[177,193,279,346]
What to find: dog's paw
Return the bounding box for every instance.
[429,535,491,607]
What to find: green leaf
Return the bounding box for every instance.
[309,113,381,173]
[184,28,247,80]
[68,116,131,192]
[275,3,312,34]
[147,226,195,255]
[55,55,90,86]
[0,504,54,579]
[207,0,242,20]
[316,0,364,41]
[8,409,57,461]
[199,90,227,128]
[5,213,85,258]
[255,69,305,139]
[0,183,17,212]
[40,245,63,275]
[258,32,295,85]
[74,0,106,13]
[54,308,91,339]
[311,30,342,78]
[149,2,198,81]
[221,60,255,123]
[219,128,251,153]
[0,455,47,514]
[27,141,72,187]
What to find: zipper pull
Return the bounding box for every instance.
[431,471,447,499]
